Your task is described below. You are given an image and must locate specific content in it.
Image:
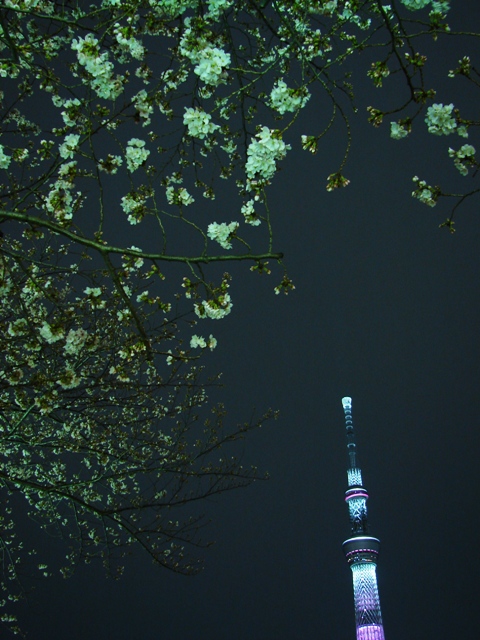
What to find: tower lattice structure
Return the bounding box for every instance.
[341,397,385,640]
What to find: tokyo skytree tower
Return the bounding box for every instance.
[341,397,385,640]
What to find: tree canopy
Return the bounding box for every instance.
[0,0,478,633]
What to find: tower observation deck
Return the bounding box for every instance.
[341,397,385,640]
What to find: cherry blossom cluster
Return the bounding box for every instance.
[207,222,239,249]
[121,191,149,224]
[269,79,311,115]
[448,144,476,176]
[71,33,124,100]
[424,103,458,136]
[190,334,217,350]
[241,200,262,226]
[245,127,291,186]
[0,144,12,169]
[411,176,439,207]
[43,163,83,225]
[194,274,233,320]
[195,294,233,319]
[400,0,450,12]
[390,122,409,139]
[183,107,219,139]
[125,138,150,172]
[401,0,432,10]
[179,22,231,88]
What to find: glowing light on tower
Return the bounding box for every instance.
[341,397,385,640]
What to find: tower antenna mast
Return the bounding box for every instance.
[341,397,386,640]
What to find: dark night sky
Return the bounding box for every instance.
[12,2,480,638]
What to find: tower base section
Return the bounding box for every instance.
[357,624,385,640]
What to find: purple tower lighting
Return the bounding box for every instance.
[341,397,385,640]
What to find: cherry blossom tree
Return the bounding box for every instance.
[0,233,277,634]
[0,0,478,632]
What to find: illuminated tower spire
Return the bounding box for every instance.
[341,397,385,640]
